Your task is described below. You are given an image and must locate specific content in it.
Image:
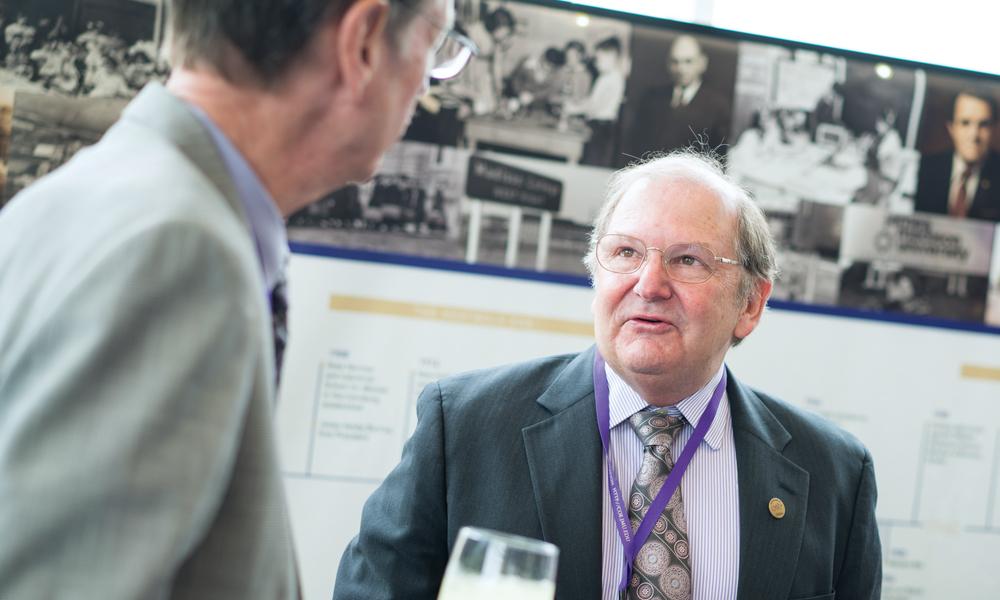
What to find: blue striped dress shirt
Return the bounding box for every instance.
[601,364,739,600]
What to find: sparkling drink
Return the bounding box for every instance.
[437,527,559,600]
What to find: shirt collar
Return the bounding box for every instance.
[605,363,728,450]
[675,80,702,105]
[185,102,288,291]
[952,153,983,181]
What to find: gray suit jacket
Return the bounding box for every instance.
[0,84,299,598]
[334,347,881,600]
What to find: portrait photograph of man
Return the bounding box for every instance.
[914,81,1000,222]
[617,28,737,166]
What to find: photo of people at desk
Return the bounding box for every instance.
[724,42,1000,325]
[406,0,632,167]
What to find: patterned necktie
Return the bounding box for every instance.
[269,278,288,386]
[951,167,971,217]
[627,411,692,600]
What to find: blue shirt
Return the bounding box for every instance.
[185,102,288,293]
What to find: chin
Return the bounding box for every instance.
[615,344,675,377]
[345,156,383,187]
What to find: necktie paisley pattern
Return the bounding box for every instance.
[626,411,692,600]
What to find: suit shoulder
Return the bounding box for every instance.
[699,86,731,108]
[919,150,951,169]
[983,150,1000,174]
[436,352,579,401]
[749,386,870,460]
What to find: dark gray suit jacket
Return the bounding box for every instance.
[914,150,1000,222]
[334,347,881,600]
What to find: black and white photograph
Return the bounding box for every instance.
[767,199,844,305]
[987,227,1000,326]
[728,42,920,212]
[912,73,1000,223]
[405,0,632,168]
[289,141,471,260]
[289,139,612,276]
[838,263,990,320]
[2,89,126,203]
[836,206,995,321]
[0,0,166,98]
[617,26,737,166]
[0,0,164,205]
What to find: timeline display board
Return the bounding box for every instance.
[277,249,1000,600]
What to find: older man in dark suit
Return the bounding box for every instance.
[335,151,881,600]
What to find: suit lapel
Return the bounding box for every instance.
[972,151,999,219]
[727,372,810,600]
[117,83,249,229]
[522,347,603,600]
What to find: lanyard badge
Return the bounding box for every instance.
[593,351,725,592]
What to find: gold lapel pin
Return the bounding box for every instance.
[769,497,786,519]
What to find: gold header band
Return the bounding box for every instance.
[330,294,593,337]
[960,365,1000,382]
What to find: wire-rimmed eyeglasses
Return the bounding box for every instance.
[397,1,479,80]
[595,233,742,284]
[428,28,478,80]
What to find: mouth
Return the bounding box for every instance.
[625,314,675,331]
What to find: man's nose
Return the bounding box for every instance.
[633,250,675,300]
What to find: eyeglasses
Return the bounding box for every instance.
[595,233,742,284]
[428,28,478,80]
[401,3,478,81]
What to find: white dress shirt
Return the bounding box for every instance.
[601,364,740,600]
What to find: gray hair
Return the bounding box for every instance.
[166,0,427,85]
[583,149,779,309]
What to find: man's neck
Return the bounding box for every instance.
[613,364,723,407]
[954,153,984,173]
[166,66,355,216]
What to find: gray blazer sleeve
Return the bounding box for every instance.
[0,220,259,598]
[333,382,451,600]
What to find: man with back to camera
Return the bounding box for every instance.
[0,0,474,597]
[623,34,731,163]
[915,89,1000,222]
[334,150,882,600]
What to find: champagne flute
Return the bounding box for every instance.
[437,527,559,600]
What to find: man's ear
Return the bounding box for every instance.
[733,278,772,340]
[333,0,391,99]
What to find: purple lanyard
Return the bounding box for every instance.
[593,351,726,593]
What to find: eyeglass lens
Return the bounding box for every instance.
[429,31,476,80]
[596,234,719,283]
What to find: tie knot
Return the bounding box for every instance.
[628,411,684,448]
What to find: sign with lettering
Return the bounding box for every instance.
[465,155,563,212]
[840,205,996,275]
